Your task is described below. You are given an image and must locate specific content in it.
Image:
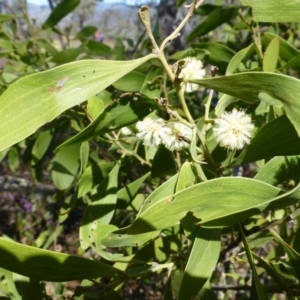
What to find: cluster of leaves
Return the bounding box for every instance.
[1,0,300,299]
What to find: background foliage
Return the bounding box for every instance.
[1,0,300,299]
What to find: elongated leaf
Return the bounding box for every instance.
[57,94,157,149]
[87,95,105,120]
[262,33,300,64]
[263,37,279,72]
[89,224,144,263]
[254,156,300,186]
[215,94,238,117]
[192,42,235,71]
[129,178,300,233]
[102,231,159,248]
[194,72,300,136]
[234,115,300,166]
[79,142,89,175]
[77,162,115,198]
[178,228,220,300]
[195,4,222,16]
[151,146,176,178]
[280,53,300,71]
[117,172,150,209]
[32,129,53,163]
[0,238,121,282]
[195,281,218,300]
[241,0,300,22]
[0,268,22,298]
[0,54,155,152]
[253,252,294,299]
[137,173,179,217]
[0,14,21,22]
[271,229,300,280]
[75,26,98,40]
[176,162,198,238]
[51,143,81,190]
[186,7,240,41]
[113,71,146,92]
[226,43,254,75]
[176,162,197,192]
[239,225,269,300]
[43,0,80,29]
[80,164,120,249]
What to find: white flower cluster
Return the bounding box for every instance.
[120,127,132,136]
[178,57,206,93]
[136,118,192,151]
[213,109,254,150]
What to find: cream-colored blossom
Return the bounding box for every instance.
[162,123,192,151]
[178,57,205,92]
[136,118,170,146]
[213,109,254,150]
[120,127,132,136]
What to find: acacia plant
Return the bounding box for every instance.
[1,0,300,298]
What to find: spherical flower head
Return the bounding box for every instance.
[178,57,206,93]
[213,109,254,150]
[136,117,169,146]
[162,123,193,151]
[120,127,132,136]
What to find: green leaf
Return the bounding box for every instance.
[0,268,21,299]
[137,173,179,217]
[8,147,19,172]
[254,156,300,186]
[42,0,80,29]
[195,281,218,300]
[258,92,282,107]
[151,147,176,178]
[32,129,53,163]
[192,42,235,72]
[271,229,300,280]
[117,172,150,209]
[101,230,159,248]
[226,43,254,75]
[0,54,155,151]
[79,142,89,175]
[280,53,300,71]
[129,177,300,233]
[239,224,269,300]
[194,72,300,136]
[0,238,121,282]
[89,224,142,263]
[176,162,197,192]
[140,68,162,98]
[195,4,221,16]
[113,71,146,92]
[51,143,81,190]
[51,45,84,64]
[176,162,199,238]
[186,7,240,41]
[234,115,300,166]
[263,37,279,72]
[178,228,220,300]
[77,161,115,198]
[85,40,112,56]
[262,32,300,64]
[240,0,300,22]
[0,14,21,23]
[80,164,120,249]
[57,94,157,149]
[215,94,238,117]
[75,26,98,40]
[87,95,105,120]
[253,252,294,299]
